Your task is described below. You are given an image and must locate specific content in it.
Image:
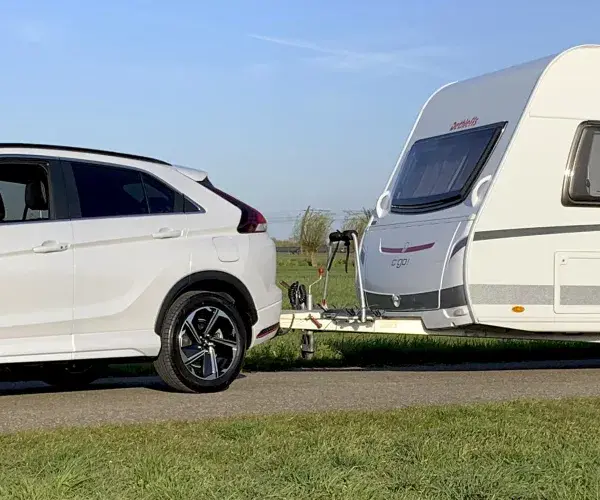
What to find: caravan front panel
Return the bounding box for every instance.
[362,123,506,312]
[360,52,554,329]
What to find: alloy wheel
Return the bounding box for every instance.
[177,305,240,381]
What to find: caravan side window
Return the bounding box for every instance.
[567,125,600,204]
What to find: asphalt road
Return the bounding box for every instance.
[3,361,600,434]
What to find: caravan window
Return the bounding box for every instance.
[390,122,505,212]
[566,125,600,203]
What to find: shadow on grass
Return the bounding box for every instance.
[328,336,600,366]
[242,332,600,371]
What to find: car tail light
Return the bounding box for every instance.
[199,179,267,233]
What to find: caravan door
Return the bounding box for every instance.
[361,122,506,312]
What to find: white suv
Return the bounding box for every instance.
[0,143,282,393]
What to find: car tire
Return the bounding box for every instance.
[40,362,99,390]
[154,290,248,393]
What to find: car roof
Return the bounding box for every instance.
[0,143,212,182]
[0,143,171,166]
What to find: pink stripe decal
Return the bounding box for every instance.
[381,242,435,254]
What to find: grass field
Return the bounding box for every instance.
[4,398,600,499]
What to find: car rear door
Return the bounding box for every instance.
[0,157,74,362]
[62,159,191,360]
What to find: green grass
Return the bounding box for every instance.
[277,253,357,308]
[105,253,600,377]
[4,398,600,499]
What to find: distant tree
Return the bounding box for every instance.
[342,208,373,244]
[292,206,334,266]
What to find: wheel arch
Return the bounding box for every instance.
[154,271,258,337]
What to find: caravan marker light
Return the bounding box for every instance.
[512,306,525,313]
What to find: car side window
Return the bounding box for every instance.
[184,197,200,212]
[141,173,202,214]
[0,163,50,223]
[140,173,176,214]
[71,162,148,218]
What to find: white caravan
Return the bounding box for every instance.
[280,44,600,344]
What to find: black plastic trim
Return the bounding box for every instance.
[60,160,81,219]
[449,237,468,258]
[154,271,258,335]
[365,285,467,311]
[474,223,600,241]
[0,143,170,165]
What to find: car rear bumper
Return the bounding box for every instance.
[249,298,283,348]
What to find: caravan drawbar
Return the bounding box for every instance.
[279,44,600,351]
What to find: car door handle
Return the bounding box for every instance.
[152,228,182,239]
[32,241,70,254]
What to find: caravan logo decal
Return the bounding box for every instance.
[381,242,435,254]
[450,116,478,131]
[381,241,435,269]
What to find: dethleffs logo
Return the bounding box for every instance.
[450,116,478,131]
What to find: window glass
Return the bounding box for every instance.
[0,164,50,223]
[184,196,200,212]
[569,127,600,202]
[141,173,176,213]
[588,132,600,197]
[71,162,148,218]
[390,123,505,211]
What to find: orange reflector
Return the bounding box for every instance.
[512,306,525,313]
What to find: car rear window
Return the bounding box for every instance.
[390,122,506,212]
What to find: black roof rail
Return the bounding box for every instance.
[0,143,171,165]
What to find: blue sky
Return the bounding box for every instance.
[0,0,597,238]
